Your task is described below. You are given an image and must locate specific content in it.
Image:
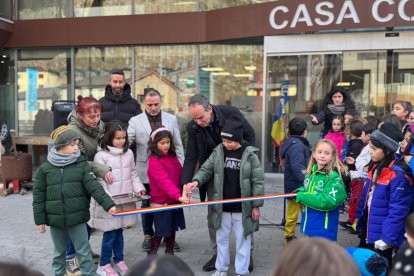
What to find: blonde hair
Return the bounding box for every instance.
[306,139,347,176]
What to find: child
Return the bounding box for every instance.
[346,247,388,276]
[126,255,195,276]
[89,120,146,276]
[392,213,414,275]
[184,115,264,276]
[295,139,347,241]
[147,127,189,255]
[32,126,116,276]
[392,100,411,124]
[355,123,412,267]
[280,118,311,244]
[324,116,346,160]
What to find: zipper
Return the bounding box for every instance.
[324,211,328,229]
[60,168,67,228]
[302,206,308,232]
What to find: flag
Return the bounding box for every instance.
[271,76,289,146]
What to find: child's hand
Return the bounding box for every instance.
[178,196,190,204]
[252,207,260,221]
[105,171,114,184]
[108,206,117,215]
[38,224,46,233]
[310,115,318,124]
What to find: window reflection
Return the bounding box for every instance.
[17,0,71,19]
[74,0,131,17]
[17,49,71,136]
[0,0,12,20]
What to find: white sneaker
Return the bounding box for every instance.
[96,264,118,276]
[211,271,228,276]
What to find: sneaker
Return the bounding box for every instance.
[66,257,81,276]
[96,264,118,276]
[338,221,352,229]
[114,261,129,275]
[142,235,152,252]
[202,254,217,272]
[211,271,228,276]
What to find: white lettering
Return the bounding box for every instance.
[336,1,360,24]
[269,6,289,29]
[315,2,335,26]
[372,0,394,22]
[224,158,241,170]
[399,0,414,21]
[291,4,313,28]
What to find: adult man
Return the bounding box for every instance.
[127,88,184,252]
[181,93,255,272]
[99,68,142,124]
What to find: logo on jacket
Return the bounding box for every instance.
[224,157,241,170]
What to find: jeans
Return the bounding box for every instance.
[66,223,92,259]
[100,228,124,266]
[141,183,154,236]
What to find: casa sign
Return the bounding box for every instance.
[269,0,414,30]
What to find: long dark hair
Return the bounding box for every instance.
[368,139,395,182]
[147,128,176,157]
[100,120,129,153]
[323,86,356,112]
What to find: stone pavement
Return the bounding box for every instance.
[0,174,358,276]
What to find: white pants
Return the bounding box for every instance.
[216,212,251,275]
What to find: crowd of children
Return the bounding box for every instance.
[30,90,414,276]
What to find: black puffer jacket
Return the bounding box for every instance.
[181,105,255,200]
[99,83,142,124]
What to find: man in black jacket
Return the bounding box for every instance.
[99,68,142,124]
[181,94,255,272]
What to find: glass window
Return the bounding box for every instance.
[0,0,13,20]
[74,46,132,99]
[199,0,274,11]
[17,49,71,136]
[0,50,15,129]
[134,0,197,14]
[17,0,71,19]
[134,45,197,139]
[200,44,263,157]
[74,0,131,17]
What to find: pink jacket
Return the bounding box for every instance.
[147,153,182,205]
[324,130,347,160]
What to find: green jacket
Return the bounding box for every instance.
[67,109,109,178]
[33,155,114,229]
[192,144,264,237]
[296,165,346,211]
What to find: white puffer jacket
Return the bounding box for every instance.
[88,147,145,231]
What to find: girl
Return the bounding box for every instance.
[296,139,347,241]
[147,127,189,255]
[90,120,146,276]
[311,86,356,137]
[355,123,412,267]
[324,116,346,160]
[392,100,411,121]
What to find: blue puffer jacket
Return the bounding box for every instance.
[355,161,413,247]
[280,135,311,193]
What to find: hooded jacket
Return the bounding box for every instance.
[296,165,346,241]
[99,83,142,124]
[192,144,264,237]
[33,154,114,229]
[355,161,413,247]
[280,135,311,193]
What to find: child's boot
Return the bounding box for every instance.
[164,233,176,255]
[148,236,162,255]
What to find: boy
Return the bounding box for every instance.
[33,126,116,276]
[184,114,264,276]
[339,120,365,232]
[280,118,311,244]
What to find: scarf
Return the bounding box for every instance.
[327,104,345,116]
[47,147,81,167]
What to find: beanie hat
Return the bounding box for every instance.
[221,115,243,142]
[346,247,388,276]
[50,125,81,148]
[370,123,404,153]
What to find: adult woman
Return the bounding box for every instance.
[311,86,356,137]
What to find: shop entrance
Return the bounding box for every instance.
[263,31,414,172]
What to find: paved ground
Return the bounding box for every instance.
[0,174,358,276]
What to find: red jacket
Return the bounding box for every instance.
[148,153,182,205]
[324,130,346,160]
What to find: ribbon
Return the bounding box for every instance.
[113,192,297,216]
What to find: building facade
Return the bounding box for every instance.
[0,0,414,172]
